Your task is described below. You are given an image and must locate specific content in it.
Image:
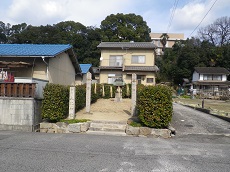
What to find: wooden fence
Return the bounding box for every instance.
[0,83,36,98]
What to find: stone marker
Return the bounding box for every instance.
[68,86,76,119]
[131,73,137,116]
[86,72,92,113]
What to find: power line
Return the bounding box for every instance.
[188,0,218,38]
[166,0,179,33]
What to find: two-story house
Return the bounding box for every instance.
[191,67,230,96]
[97,42,159,85]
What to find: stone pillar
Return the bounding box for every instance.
[68,86,76,119]
[131,73,137,116]
[86,72,92,113]
[110,85,113,98]
[94,83,97,94]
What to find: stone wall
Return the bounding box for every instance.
[40,122,91,133]
[0,97,42,131]
[39,121,172,138]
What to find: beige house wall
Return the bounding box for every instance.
[150,33,184,48]
[48,52,76,86]
[99,48,156,85]
[100,49,155,67]
[100,70,156,85]
[0,57,47,79]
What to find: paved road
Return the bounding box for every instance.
[0,104,230,172]
[171,103,230,136]
[0,130,230,172]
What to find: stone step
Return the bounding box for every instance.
[86,130,127,136]
[88,121,127,133]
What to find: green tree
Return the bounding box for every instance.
[100,13,151,42]
[160,33,169,52]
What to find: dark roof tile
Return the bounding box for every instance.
[194,67,229,74]
[97,42,157,49]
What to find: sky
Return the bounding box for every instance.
[0,0,229,39]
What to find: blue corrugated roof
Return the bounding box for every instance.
[80,64,92,74]
[0,44,72,56]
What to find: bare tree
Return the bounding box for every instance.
[198,16,230,46]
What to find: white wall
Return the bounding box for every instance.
[192,71,200,81]
[0,98,42,131]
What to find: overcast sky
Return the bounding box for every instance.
[0,0,229,39]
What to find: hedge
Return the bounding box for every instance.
[41,84,69,122]
[41,83,131,122]
[137,85,173,128]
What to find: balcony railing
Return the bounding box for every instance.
[0,83,36,98]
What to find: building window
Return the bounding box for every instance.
[203,74,212,80]
[213,75,222,81]
[147,78,154,83]
[109,55,123,66]
[108,73,122,84]
[131,55,145,64]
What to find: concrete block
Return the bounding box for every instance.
[139,127,152,136]
[40,128,48,133]
[80,122,90,132]
[56,122,68,128]
[47,129,56,133]
[68,123,81,133]
[40,122,53,129]
[126,125,140,136]
[57,128,68,134]
[150,129,171,138]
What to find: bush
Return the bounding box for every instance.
[101,84,115,99]
[91,83,100,103]
[137,85,173,128]
[42,84,69,122]
[75,85,86,111]
[122,84,131,98]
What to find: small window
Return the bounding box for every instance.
[109,55,123,66]
[203,74,212,80]
[108,73,122,84]
[213,75,222,81]
[147,78,154,83]
[131,55,145,64]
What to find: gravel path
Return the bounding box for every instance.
[75,98,132,122]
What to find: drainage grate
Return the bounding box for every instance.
[184,124,194,128]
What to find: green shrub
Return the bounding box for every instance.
[137,85,173,128]
[75,85,86,111]
[42,84,69,122]
[101,84,115,99]
[122,84,131,98]
[91,83,100,103]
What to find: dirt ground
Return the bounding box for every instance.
[173,97,230,114]
[75,97,230,122]
[75,98,132,122]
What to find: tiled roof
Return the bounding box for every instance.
[79,64,92,74]
[124,66,159,72]
[97,42,157,49]
[194,67,230,74]
[193,81,230,86]
[0,44,72,57]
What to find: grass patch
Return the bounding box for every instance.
[129,121,145,127]
[60,119,90,124]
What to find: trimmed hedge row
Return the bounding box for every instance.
[137,85,173,129]
[41,84,69,122]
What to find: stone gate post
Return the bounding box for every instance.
[131,73,137,116]
[86,72,92,113]
[68,86,76,119]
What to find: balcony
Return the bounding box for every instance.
[0,83,36,98]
